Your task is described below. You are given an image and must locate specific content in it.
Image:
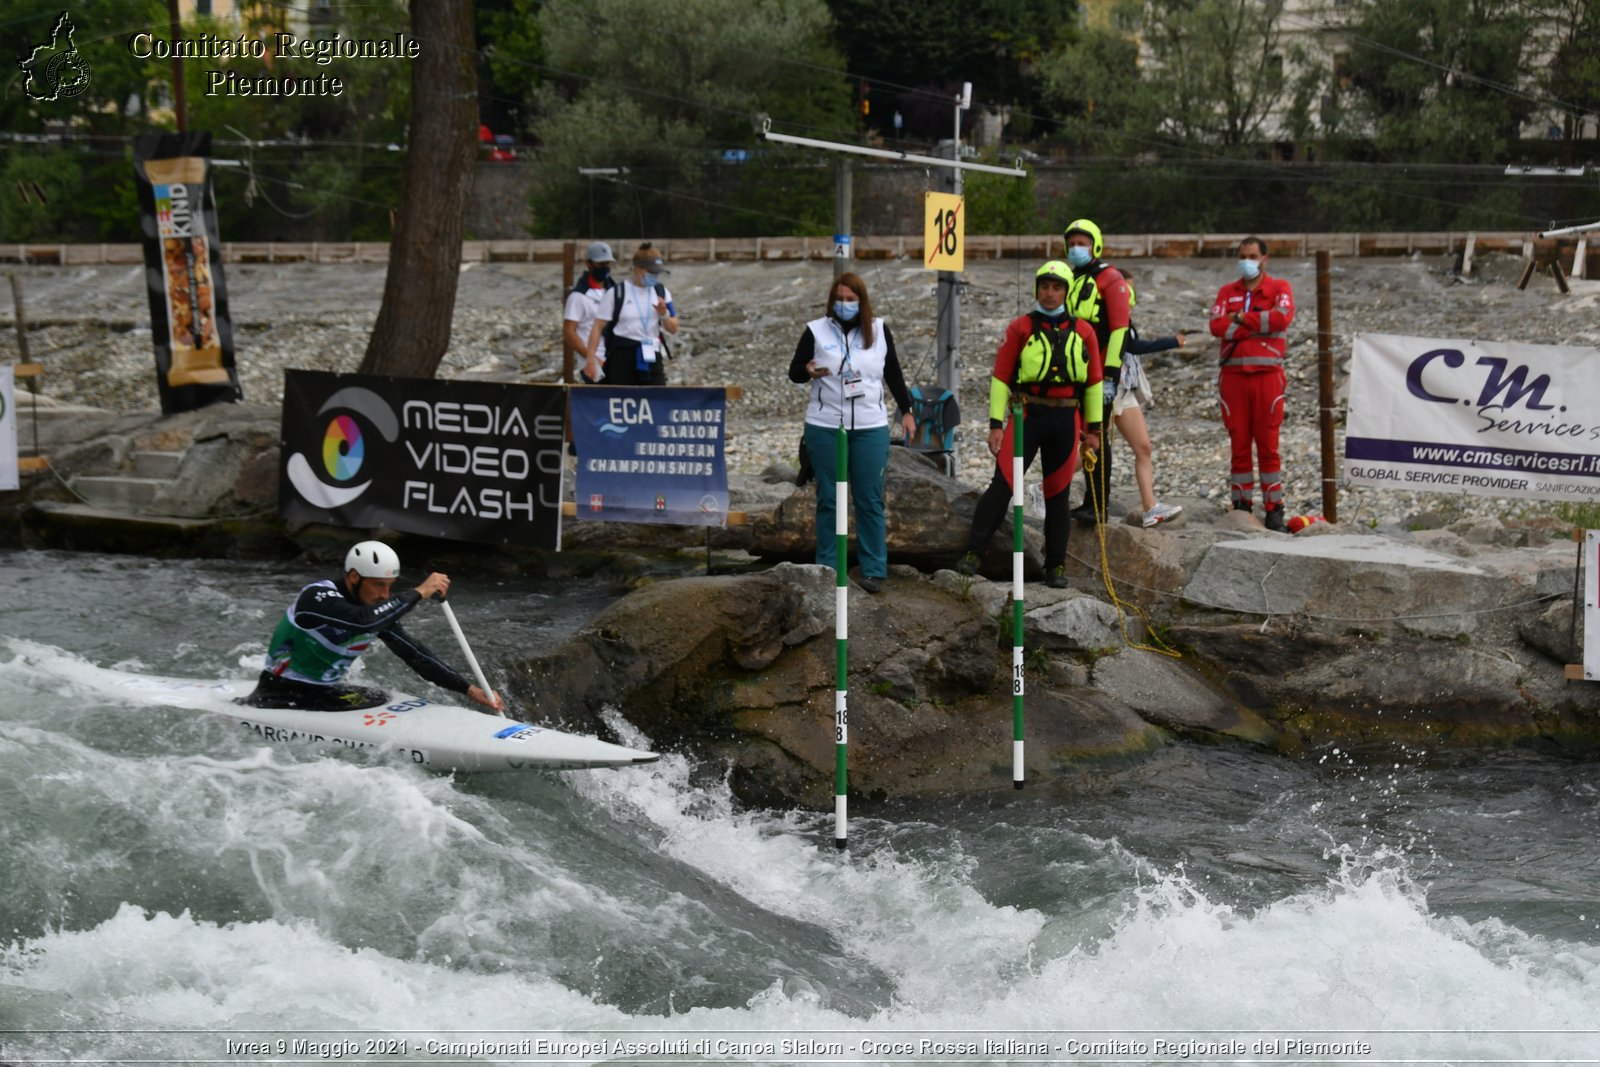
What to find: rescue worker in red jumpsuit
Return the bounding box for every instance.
[957,261,1103,588]
[1060,218,1131,525]
[1209,236,1295,531]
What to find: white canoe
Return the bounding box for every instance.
[28,657,660,772]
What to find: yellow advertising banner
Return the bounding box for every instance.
[923,191,965,272]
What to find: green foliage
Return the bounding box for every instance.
[0,151,82,241]
[481,0,544,132]
[1136,0,1297,149]
[0,1,410,242]
[827,0,1076,116]
[1036,22,1145,154]
[530,0,853,237]
[1555,502,1600,530]
[1337,0,1533,164]
[963,161,1037,234]
[1,1,165,136]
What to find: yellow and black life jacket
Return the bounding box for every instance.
[1016,312,1089,387]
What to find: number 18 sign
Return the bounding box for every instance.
[924,191,964,272]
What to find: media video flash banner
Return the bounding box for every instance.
[280,370,565,548]
[570,386,729,527]
[1347,333,1600,503]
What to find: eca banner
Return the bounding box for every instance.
[1347,333,1600,503]
[280,370,566,548]
[0,367,16,491]
[571,386,728,526]
[132,131,243,415]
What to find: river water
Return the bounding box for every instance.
[1,549,1596,1065]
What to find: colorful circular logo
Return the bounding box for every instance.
[321,414,364,481]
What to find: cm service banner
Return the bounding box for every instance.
[570,386,729,526]
[1347,333,1600,504]
[280,370,566,548]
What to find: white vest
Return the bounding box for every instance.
[802,316,890,430]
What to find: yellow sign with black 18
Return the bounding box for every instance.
[924,191,964,272]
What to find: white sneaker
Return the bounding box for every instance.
[1143,502,1183,527]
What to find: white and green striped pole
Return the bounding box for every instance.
[834,423,850,849]
[1012,401,1025,789]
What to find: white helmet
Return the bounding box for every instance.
[344,540,400,579]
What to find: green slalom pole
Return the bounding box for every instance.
[835,423,850,849]
[1012,401,1026,789]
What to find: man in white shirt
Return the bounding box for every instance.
[563,240,614,382]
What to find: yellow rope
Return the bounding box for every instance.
[1080,445,1183,659]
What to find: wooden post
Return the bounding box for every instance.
[1316,250,1338,524]
[1516,258,1536,291]
[1552,260,1570,295]
[9,272,28,363]
[560,240,576,384]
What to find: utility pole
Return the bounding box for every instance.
[834,158,852,279]
[577,166,625,237]
[166,0,186,131]
[762,109,1025,398]
[933,82,972,394]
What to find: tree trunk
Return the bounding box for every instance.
[359,0,478,378]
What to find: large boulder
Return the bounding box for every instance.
[1180,533,1541,639]
[509,564,1285,808]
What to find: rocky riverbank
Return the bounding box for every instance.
[5,252,1599,528]
[3,252,1598,805]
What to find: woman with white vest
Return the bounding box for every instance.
[788,272,916,593]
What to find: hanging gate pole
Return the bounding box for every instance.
[835,424,850,848]
[1012,401,1026,789]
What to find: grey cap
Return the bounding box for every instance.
[584,240,615,263]
[633,250,669,274]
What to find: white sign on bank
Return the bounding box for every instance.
[1587,531,1598,682]
[0,367,17,491]
[1347,333,1600,503]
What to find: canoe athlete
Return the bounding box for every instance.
[243,540,504,712]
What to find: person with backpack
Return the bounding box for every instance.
[594,243,679,386]
[789,271,916,594]
[957,261,1104,588]
[564,241,614,383]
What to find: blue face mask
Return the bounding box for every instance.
[644,272,661,288]
[1035,302,1064,316]
[833,300,860,322]
[1066,246,1093,269]
[1238,258,1262,280]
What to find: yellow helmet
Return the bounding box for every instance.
[1062,217,1104,258]
[1035,260,1071,289]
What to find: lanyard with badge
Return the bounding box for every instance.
[833,320,866,399]
[631,282,659,364]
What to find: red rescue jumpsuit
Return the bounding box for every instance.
[1209,274,1295,514]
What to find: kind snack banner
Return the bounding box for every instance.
[133,131,243,414]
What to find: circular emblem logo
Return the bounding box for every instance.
[321,414,365,481]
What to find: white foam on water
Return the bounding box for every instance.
[2,655,1597,1062]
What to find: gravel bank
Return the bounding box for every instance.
[5,252,1598,527]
